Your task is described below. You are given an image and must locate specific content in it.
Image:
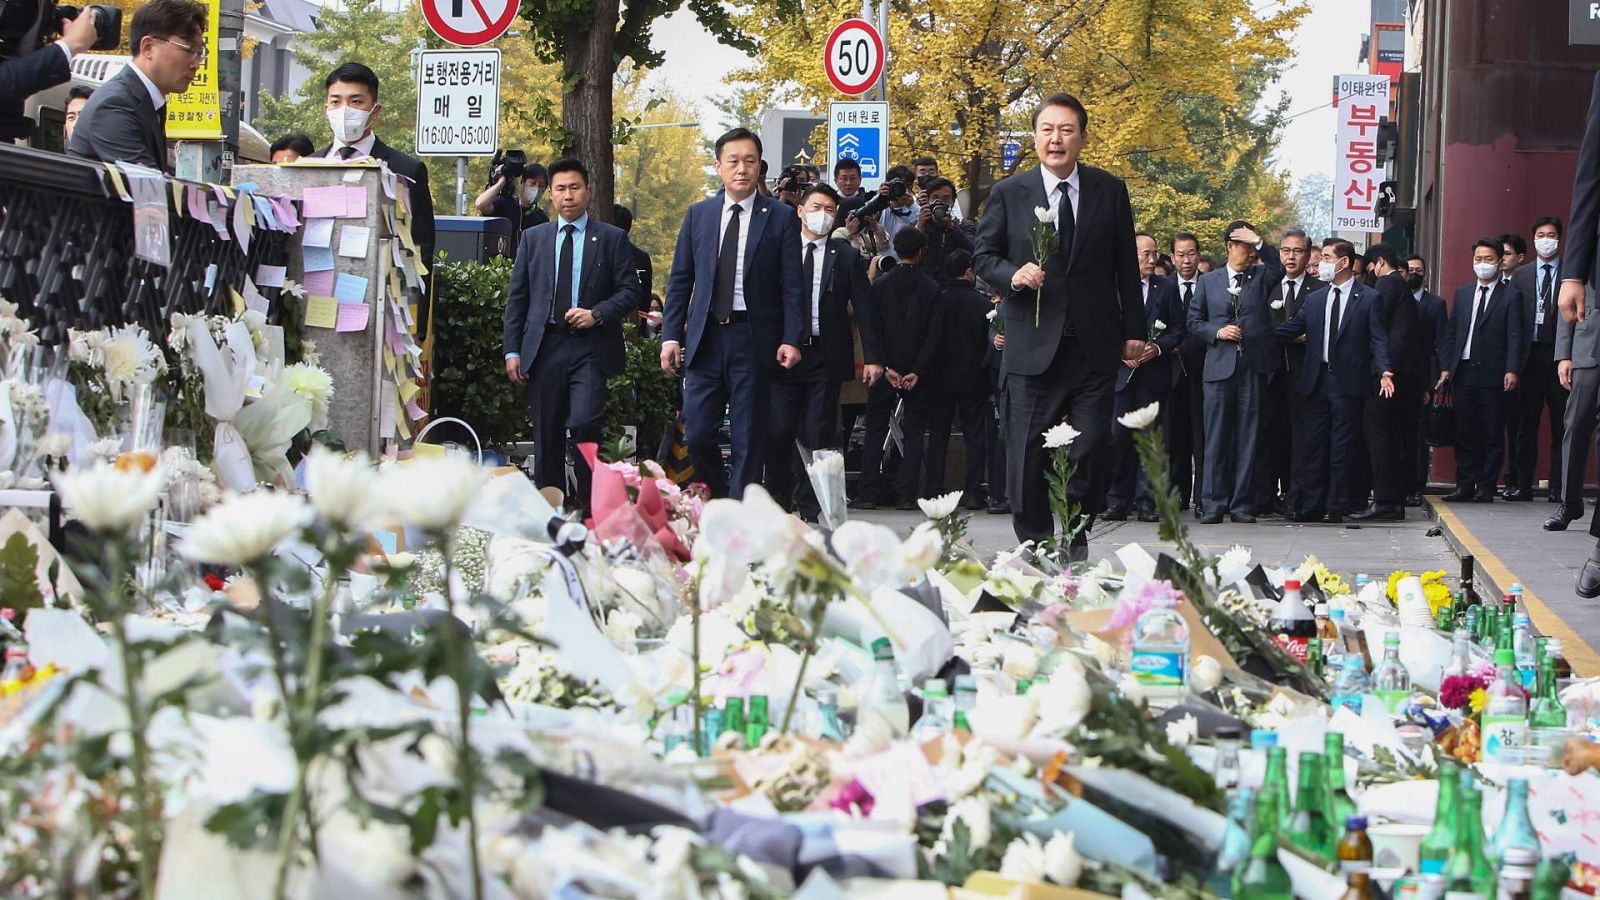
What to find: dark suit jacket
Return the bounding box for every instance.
[1448,281,1525,385]
[972,164,1144,376]
[782,236,875,384]
[0,45,71,140]
[501,219,642,376]
[1279,274,1325,376]
[938,275,994,393]
[67,64,165,171]
[1116,275,1186,393]
[1372,271,1421,378]
[869,265,943,378]
[1510,258,1560,349]
[1275,280,1391,399]
[1417,290,1450,384]
[629,242,654,300]
[1187,243,1285,381]
[1566,70,1600,320]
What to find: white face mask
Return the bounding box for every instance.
[522,186,542,205]
[1473,262,1501,282]
[1316,261,1337,282]
[1535,237,1559,258]
[327,106,373,145]
[804,210,833,236]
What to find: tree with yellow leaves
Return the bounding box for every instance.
[730,0,1306,246]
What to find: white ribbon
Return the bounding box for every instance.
[186,319,257,491]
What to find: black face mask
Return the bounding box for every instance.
[1407,274,1424,292]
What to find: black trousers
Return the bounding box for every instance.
[927,387,988,502]
[858,378,940,502]
[1455,366,1508,493]
[1295,374,1364,516]
[1175,339,1208,506]
[1362,376,1419,508]
[1514,342,1567,495]
[527,325,607,505]
[1563,365,1599,514]
[1006,338,1114,544]
[766,358,840,515]
[1254,367,1292,510]
[1107,376,1165,514]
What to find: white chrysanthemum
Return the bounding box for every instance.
[943,794,993,851]
[1190,655,1225,693]
[1032,206,1055,225]
[179,490,312,565]
[999,833,1047,883]
[68,327,105,364]
[1044,833,1083,886]
[0,299,15,319]
[604,608,644,645]
[1117,401,1161,431]
[1270,297,1286,310]
[378,454,486,533]
[1030,652,1091,735]
[281,363,334,415]
[1152,318,1167,332]
[1165,713,1199,747]
[54,463,165,534]
[917,490,962,520]
[36,432,72,460]
[1041,420,1080,449]
[241,309,268,332]
[986,309,998,322]
[1001,642,1040,682]
[99,324,165,385]
[898,521,942,580]
[304,446,386,529]
[301,339,320,367]
[168,312,198,352]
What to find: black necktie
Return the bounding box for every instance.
[1328,287,1342,360]
[1182,282,1193,308]
[338,146,356,160]
[804,242,818,335]
[1470,285,1489,358]
[553,223,575,323]
[1286,280,1298,312]
[1540,264,1554,340]
[1056,183,1075,266]
[713,203,743,322]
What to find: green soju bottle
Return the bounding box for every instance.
[1286,752,1334,858]
[1233,792,1293,900]
[1418,759,1460,876]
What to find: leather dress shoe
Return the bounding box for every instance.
[1231,513,1257,524]
[848,497,878,510]
[1579,542,1600,599]
[1136,509,1159,523]
[1199,513,1224,524]
[1443,488,1476,503]
[1404,493,1423,508]
[986,501,1011,515]
[1545,507,1579,531]
[1292,511,1324,523]
[1503,487,1531,501]
[1103,506,1130,522]
[894,499,917,511]
[1473,489,1496,503]
[1351,504,1404,522]
[1324,511,1344,524]
[1549,491,1564,503]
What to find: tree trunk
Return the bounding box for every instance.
[561,0,621,224]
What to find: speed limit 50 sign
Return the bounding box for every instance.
[823,19,884,96]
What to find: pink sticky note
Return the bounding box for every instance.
[302,269,335,296]
[335,301,370,333]
[273,196,300,229]
[186,186,207,221]
[384,312,407,354]
[340,185,366,218]
[301,186,345,219]
[405,398,425,420]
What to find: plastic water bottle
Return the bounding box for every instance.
[862,637,910,738]
[1369,631,1412,716]
[1512,614,1536,690]
[911,679,953,742]
[1509,582,1525,614]
[1330,655,1369,714]
[1481,648,1528,763]
[1132,596,1191,710]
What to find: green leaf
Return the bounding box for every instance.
[0,532,44,625]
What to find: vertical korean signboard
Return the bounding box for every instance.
[414,49,501,156]
[1332,73,1391,233]
[165,0,222,139]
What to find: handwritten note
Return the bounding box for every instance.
[302,269,335,296]
[302,186,347,219]
[335,301,370,333]
[254,264,286,289]
[342,170,364,184]
[302,245,335,272]
[337,225,371,259]
[305,295,338,329]
[273,196,300,230]
[242,279,270,315]
[302,217,334,248]
[232,199,252,254]
[334,273,368,305]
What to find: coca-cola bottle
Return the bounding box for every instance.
[1272,578,1317,664]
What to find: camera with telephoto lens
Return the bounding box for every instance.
[0,0,121,59]
[489,148,526,196]
[928,199,950,222]
[852,178,907,221]
[773,164,805,196]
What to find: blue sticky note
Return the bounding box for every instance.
[232,182,259,194]
[375,528,398,554]
[203,263,218,292]
[334,272,369,305]
[303,245,335,272]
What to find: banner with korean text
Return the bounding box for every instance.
[164,0,221,139]
[1332,73,1391,233]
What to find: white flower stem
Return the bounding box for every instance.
[691,578,703,755]
[108,539,158,900]
[273,561,342,899]
[439,533,485,900]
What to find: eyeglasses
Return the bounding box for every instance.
[156,36,208,63]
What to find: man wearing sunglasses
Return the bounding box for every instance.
[68,0,206,173]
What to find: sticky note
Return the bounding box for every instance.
[303,245,335,272]
[273,196,300,230]
[302,186,346,219]
[186,186,208,221]
[405,398,425,420]
[243,278,270,315]
[302,218,334,248]
[203,263,218,292]
[302,269,335,296]
[229,286,245,315]
[337,225,371,259]
[305,295,338,329]
[206,201,229,240]
[233,200,252,254]
[334,273,368,305]
[335,301,369,332]
[379,380,397,436]
[252,195,278,232]
[343,171,363,184]
[255,264,286,289]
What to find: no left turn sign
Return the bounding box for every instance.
[823,19,884,96]
[420,0,518,46]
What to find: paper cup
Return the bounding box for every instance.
[1369,822,1429,872]
[1395,576,1434,628]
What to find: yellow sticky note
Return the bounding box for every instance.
[382,345,395,370]
[229,286,245,315]
[103,164,130,200]
[305,295,338,329]
[170,181,184,210]
[397,378,420,402]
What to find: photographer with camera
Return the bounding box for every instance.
[916,176,972,275]
[772,163,816,208]
[865,164,919,262]
[68,0,203,172]
[474,149,550,234]
[0,1,114,142]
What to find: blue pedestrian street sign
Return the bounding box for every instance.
[829,101,889,191]
[1002,140,1021,171]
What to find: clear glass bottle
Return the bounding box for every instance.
[1511,614,1536,690]
[1330,654,1370,714]
[1443,631,1474,680]
[952,674,976,732]
[1486,778,1542,866]
[1233,791,1293,900]
[862,637,909,738]
[910,679,952,742]
[1465,605,1481,643]
[1371,630,1413,716]
[1481,648,1528,764]
[1286,752,1334,858]
[1544,638,1573,695]
[811,685,846,741]
[1210,788,1254,898]
[1325,732,1356,829]
[1498,848,1537,900]
[1214,725,1243,791]
[1419,759,1461,876]
[0,646,28,683]
[1131,596,1191,710]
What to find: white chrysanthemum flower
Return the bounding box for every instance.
[1117,401,1161,431]
[301,339,320,367]
[281,363,334,415]
[943,794,993,851]
[1190,655,1225,693]
[1043,833,1083,886]
[99,324,165,385]
[36,432,72,460]
[1001,642,1040,682]
[1030,652,1091,735]
[168,312,198,352]
[917,490,962,520]
[898,521,942,580]
[1041,420,1080,449]
[1270,297,1286,310]
[986,309,998,322]
[179,490,312,565]
[378,454,487,533]
[1152,318,1167,332]
[241,309,268,332]
[604,608,643,645]
[0,299,16,319]
[305,446,386,529]
[54,463,165,534]
[1032,206,1055,225]
[999,833,1047,883]
[1165,713,1199,747]
[68,327,105,364]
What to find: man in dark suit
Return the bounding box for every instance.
[610,204,653,299]
[1186,220,1284,524]
[318,63,436,286]
[1440,239,1525,503]
[1406,254,1450,503]
[660,128,804,499]
[765,184,877,516]
[1352,244,1419,521]
[1168,233,1206,511]
[1259,229,1322,517]
[972,92,1145,552]
[926,249,993,508]
[1498,231,1530,493]
[984,292,1009,514]
[67,0,206,172]
[1106,233,1186,521]
[501,158,641,506]
[1549,276,1599,531]
[1275,240,1395,521]
[0,10,99,141]
[1561,70,1600,594]
[1508,216,1568,502]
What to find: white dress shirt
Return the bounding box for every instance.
[1323,281,1352,363]
[328,132,377,160]
[1040,165,1080,228]
[1535,258,1560,327]
[128,62,167,112]
[1462,282,1494,360]
[804,235,827,336]
[720,193,756,312]
[1282,275,1306,305]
